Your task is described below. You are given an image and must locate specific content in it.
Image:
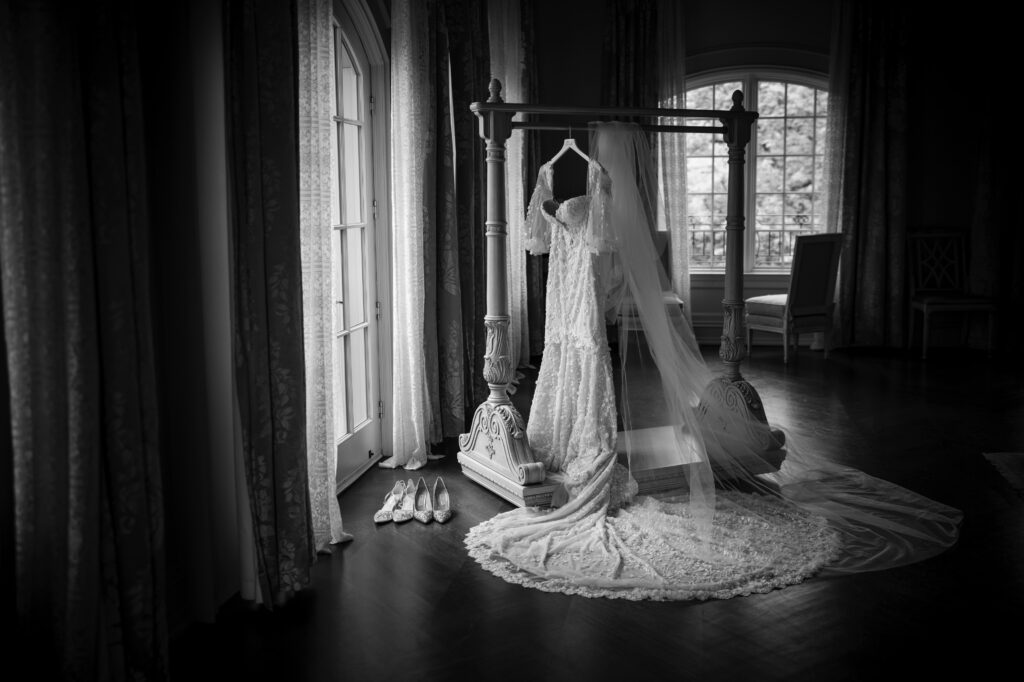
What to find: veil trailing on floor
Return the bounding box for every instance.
[464,122,961,600]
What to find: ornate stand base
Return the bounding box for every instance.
[698,377,786,476]
[458,401,557,508]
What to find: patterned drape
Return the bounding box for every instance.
[297,0,349,551]
[826,1,910,347]
[387,0,490,468]
[1,1,167,678]
[225,0,317,603]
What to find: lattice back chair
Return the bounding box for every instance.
[745,233,843,364]
[907,231,995,360]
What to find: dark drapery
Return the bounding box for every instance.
[1,1,167,678]
[416,0,492,437]
[224,0,317,604]
[602,0,658,110]
[829,2,910,348]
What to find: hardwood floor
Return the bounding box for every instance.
[171,346,1024,681]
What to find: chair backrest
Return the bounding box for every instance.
[787,233,843,318]
[907,232,968,296]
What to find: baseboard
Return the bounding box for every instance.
[336,451,383,493]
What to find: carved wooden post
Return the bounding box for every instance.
[700,91,785,462]
[459,79,555,507]
[719,90,757,381]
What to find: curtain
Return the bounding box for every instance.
[522,0,547,359]
[825,1,910,348]
[224,0,318,604]
[488,0,530,373]
[603,0,688,305]
[297,0,351,550]
[1,1,168,678]
[387,0,490,468]
[655,0,688,306]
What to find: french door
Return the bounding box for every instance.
[332,18,381,488]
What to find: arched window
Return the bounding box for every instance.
[683,72,829,271]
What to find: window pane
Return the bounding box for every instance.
[816,89,829,116]
[344,227,365,325]
[787,84,815,116]
[686,85,713,110]
[784,193,813,218]
[757,156,784,192]
[686,157,712,194]
[815,117,828,151]
[343,123,362,224]
[332,228,344,333]
[685,120,712,156]
[757,118,784,155]
[349,327,369,426]
[756,193,783,216]
[331,124,341,225]
[714,81,743,108]
[758,81,785,117]
[341,42,359,120]
[712,156,729,193]
[785,157,813,192]
[688,193,712,218]
[334,335,348,435]
[785,117,814,155]
[330,27,339,118]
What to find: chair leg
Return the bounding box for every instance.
[783,327,789,364]
[746,323,751,360]
[823,327,831,360]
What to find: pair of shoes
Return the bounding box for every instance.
[374,477,453,525]
[374,479,415,524]
[411,476,454,524]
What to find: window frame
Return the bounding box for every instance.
[683,68,829,275]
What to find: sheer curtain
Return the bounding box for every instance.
[824,0,910,348]
[387,0,490,468]
[297,0,351,549]
[1,1,167,677]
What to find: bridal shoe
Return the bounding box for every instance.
[392,478,416,523]
[413,477,433,524]
[373,480,406,523]
[432,477,452,523]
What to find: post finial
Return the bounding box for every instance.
[488,78,504,103]
[731,90,745,111]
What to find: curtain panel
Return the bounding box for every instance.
[297,0,350,551]
[1,1,167,678]
[387,0,490,468]
[826,1,910,348]
[224,0,318,604]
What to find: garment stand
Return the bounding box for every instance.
[458,79,782,508]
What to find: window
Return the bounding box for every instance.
[683,72,829,271]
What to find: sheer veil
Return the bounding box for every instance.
[463,122,961,602]
[595,121,961,574]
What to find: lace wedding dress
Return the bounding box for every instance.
[465,124,961,601]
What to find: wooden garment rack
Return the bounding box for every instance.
[457,78,782,508]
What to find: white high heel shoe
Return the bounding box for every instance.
[393,478,416,523]
[373,480,406,524]
[413,477,433,524]
[432,477,452,523]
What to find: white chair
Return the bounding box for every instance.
[745,233,843,363]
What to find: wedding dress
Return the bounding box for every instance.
[464,123,962,600]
